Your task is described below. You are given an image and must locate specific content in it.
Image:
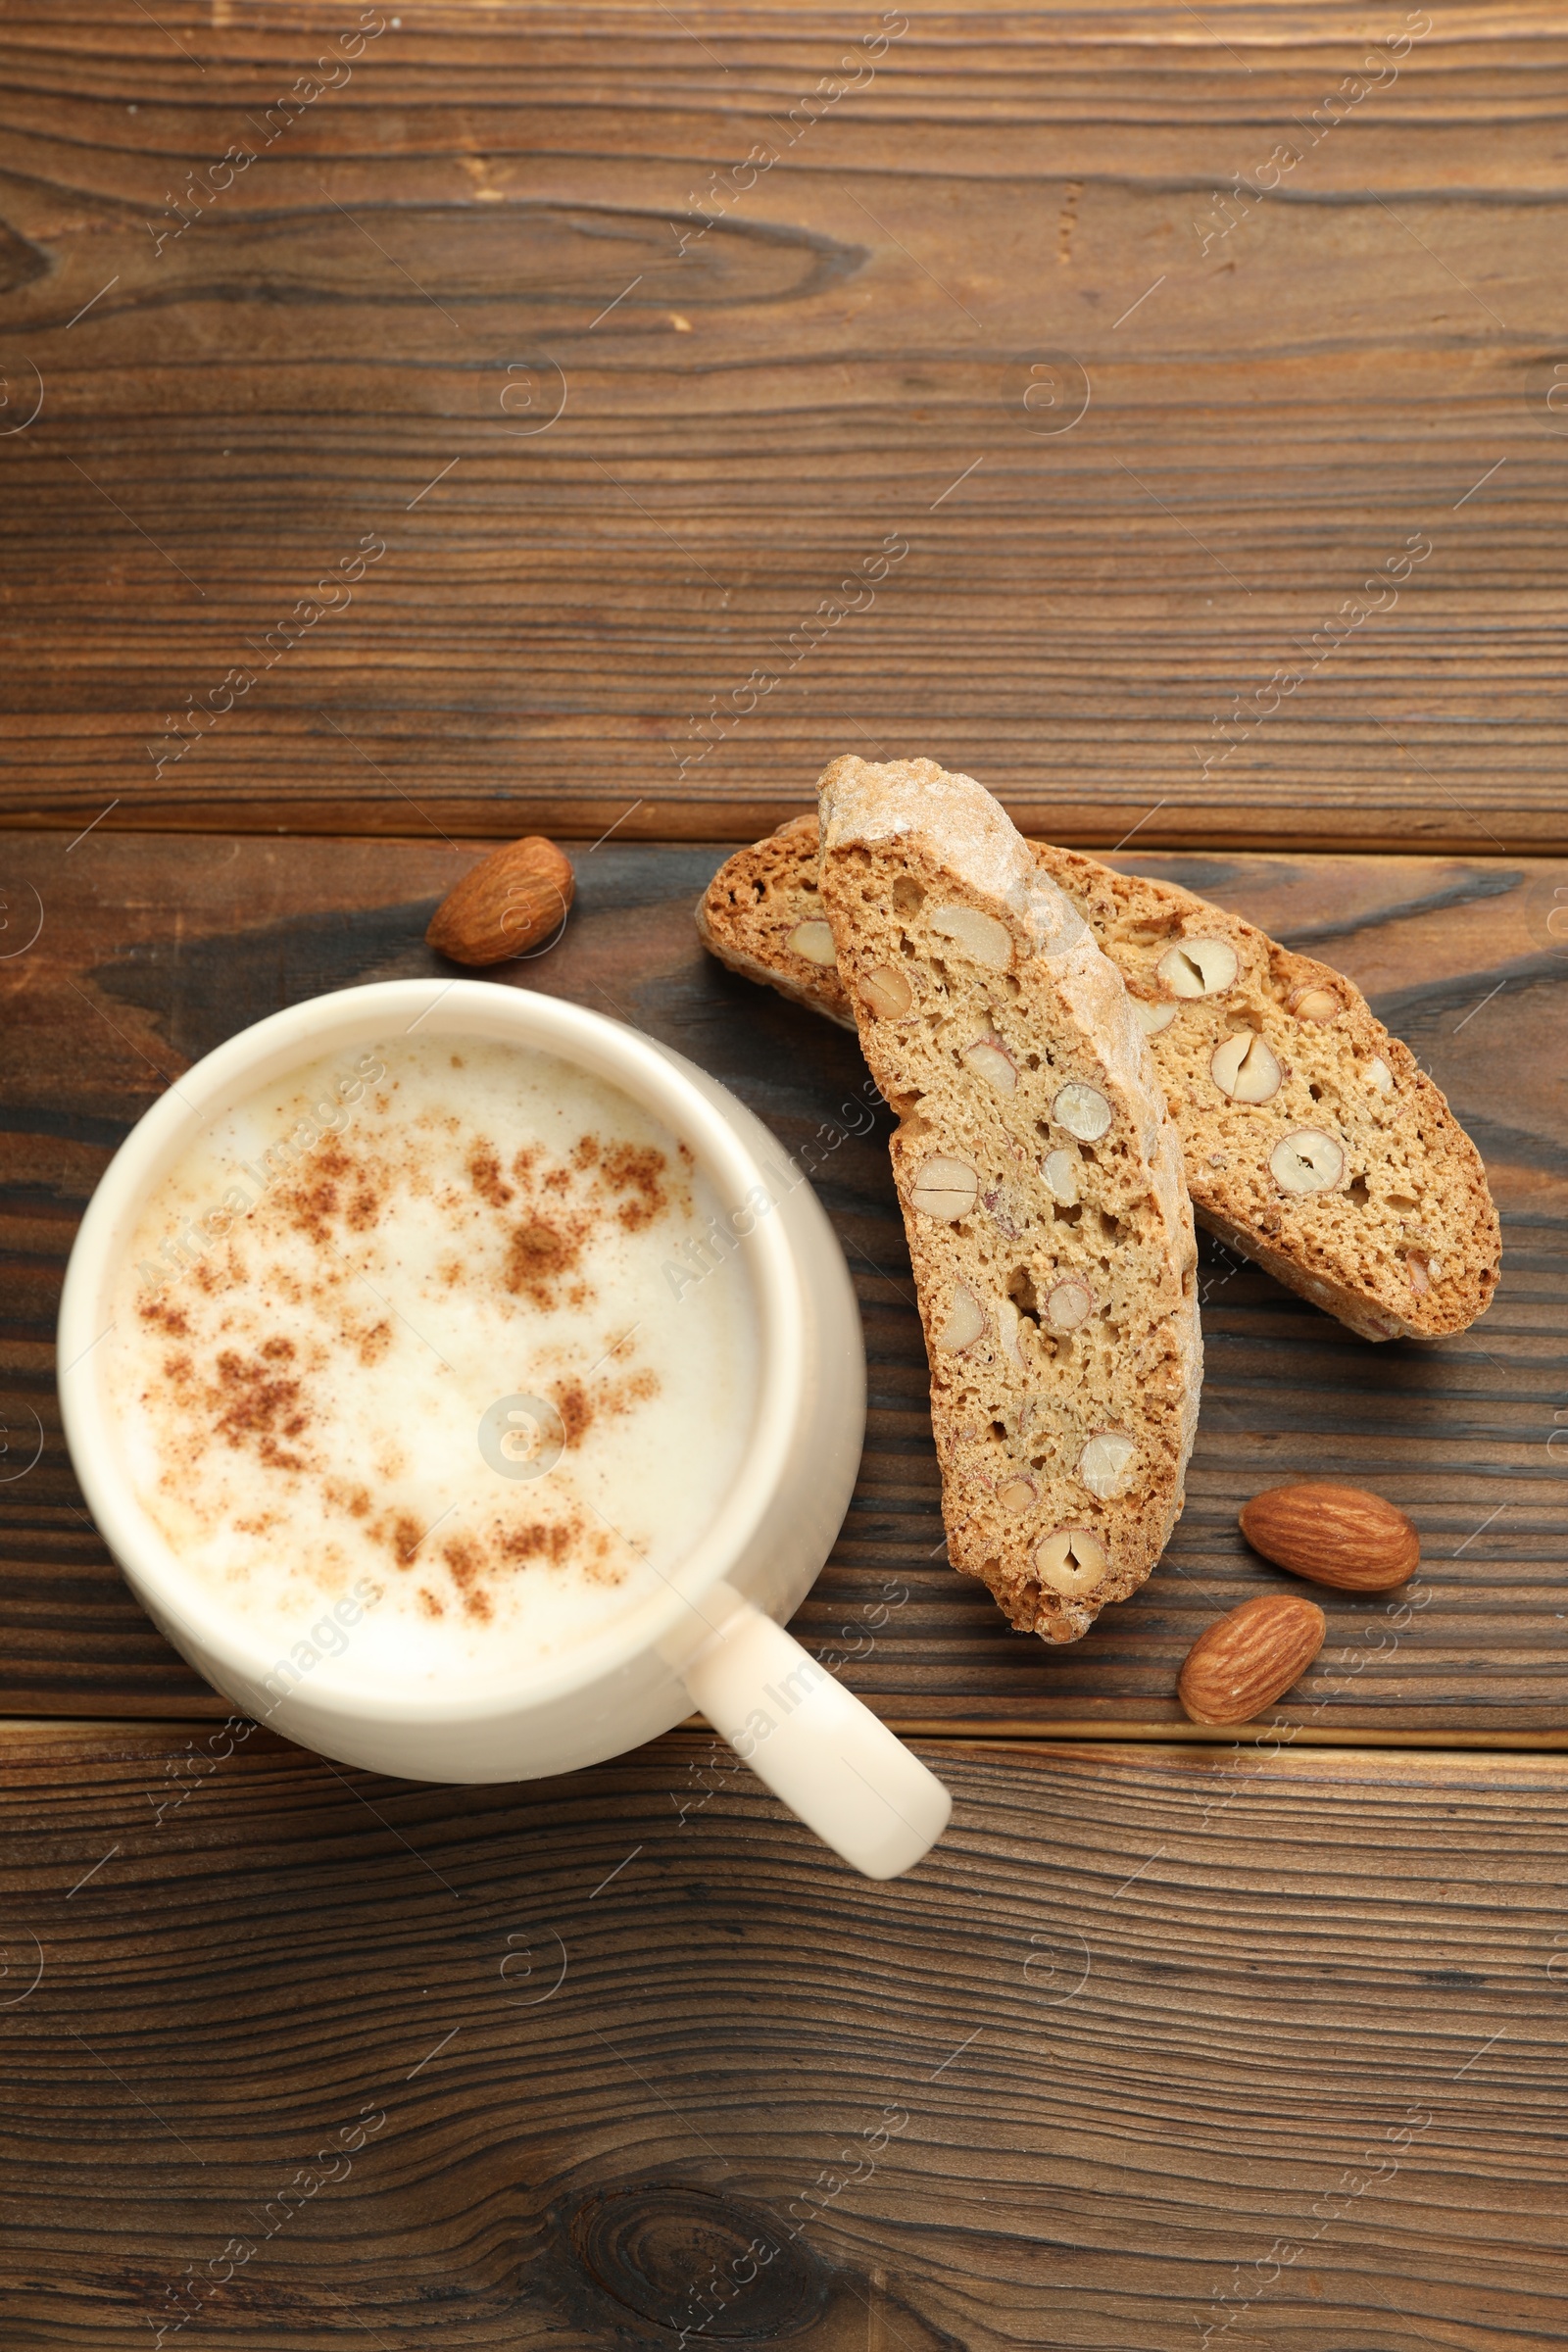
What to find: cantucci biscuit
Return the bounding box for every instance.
[698,812,1500,1343]
[697,812,854,1027]
[816,756,1201,1644]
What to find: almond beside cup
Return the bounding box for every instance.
[1240,1481,1418,1592]
[427,837,576,965]
[1178,1593,1327,1726]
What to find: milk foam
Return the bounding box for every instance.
[102,1038,760,1689]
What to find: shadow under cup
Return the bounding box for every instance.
[58,978,869,1790]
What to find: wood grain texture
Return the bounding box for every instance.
[2,833,1563,1731]
[1,5,1567,847]
[0,1723,1562,2349]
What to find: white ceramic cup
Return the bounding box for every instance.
[58,979,951,1879]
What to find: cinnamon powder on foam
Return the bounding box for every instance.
[111,1044,754,1672]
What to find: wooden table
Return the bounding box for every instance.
[2,7,1565,2345]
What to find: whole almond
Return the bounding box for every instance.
[1177,1593,1326,1727]
[1239,1481,1418,1592]
[426,837,575,966]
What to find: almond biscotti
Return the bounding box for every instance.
[817,756,1201,1644]
[698,813,1500,1344]
[698,813,854,1027]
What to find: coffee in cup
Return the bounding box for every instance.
[103,1035,760,1689]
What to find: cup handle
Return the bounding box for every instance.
[680,1596,951,1879]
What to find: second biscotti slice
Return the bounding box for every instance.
[698,817,1500,1344]
[818,755,1201,1645]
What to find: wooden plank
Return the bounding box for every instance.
[0,1723,1562,2348]
[2,832,1563,1732]
[1,7,1567,847]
